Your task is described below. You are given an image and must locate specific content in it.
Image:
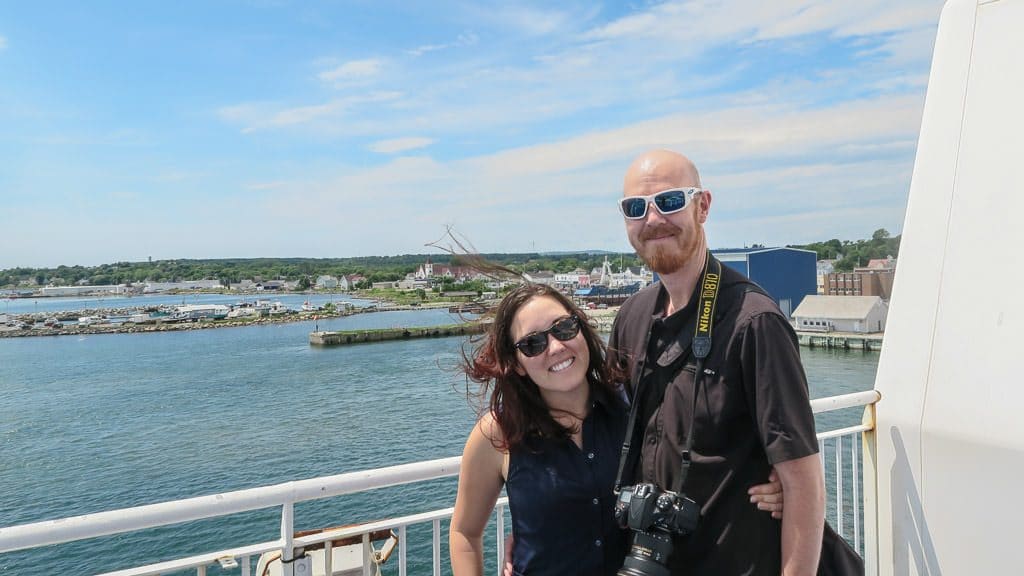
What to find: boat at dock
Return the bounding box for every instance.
[77,315,106,326]
[255,527,398,576]
[169,304,230,322]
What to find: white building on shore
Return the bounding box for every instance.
[40,284,127,297]
[791,295,888,334]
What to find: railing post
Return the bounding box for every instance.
[324,539,333,576]
[399,524,407,575]
[861,400,880,576]
[281,502,295,576]
[836,436,843,537]
[433,518,441,575]
[495,502,505,576]
[362,533,372,576]
[853,436,860,555]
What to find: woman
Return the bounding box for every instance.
[449,284,783,575]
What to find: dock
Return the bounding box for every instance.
[447,302,489,314]
[309,322,487,346]
[795,331,883,351]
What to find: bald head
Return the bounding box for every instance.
[621,149,711,280]
[623,149,701,192]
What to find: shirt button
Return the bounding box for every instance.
[587,452,595,459]
[592,498,599,505]
[595,539,603,547]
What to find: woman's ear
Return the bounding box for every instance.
[512,361,526,377]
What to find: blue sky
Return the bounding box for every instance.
[0,1,945,268]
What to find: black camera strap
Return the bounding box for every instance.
[614,251,722,494]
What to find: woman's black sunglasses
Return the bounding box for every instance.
[513,315,582,357]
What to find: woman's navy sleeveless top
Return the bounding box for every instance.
[505,394,629,575]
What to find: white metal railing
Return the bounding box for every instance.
[0,391,881,576]
[810,389,881,563]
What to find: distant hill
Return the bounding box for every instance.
[0,251,643,288]
[1,230,900,288]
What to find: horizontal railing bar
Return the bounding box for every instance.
[84,497,514,576]
[816,424,872,441]
[94,539,278,576]
[0,456,461,554]
[292,498,509,548]
[810,390,880,414]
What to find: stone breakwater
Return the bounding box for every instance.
[310,322,488,346]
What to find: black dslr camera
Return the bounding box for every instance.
[613,483,700,576]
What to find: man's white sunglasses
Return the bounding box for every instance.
[618,187,703,220]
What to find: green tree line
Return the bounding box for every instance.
[789,228,901,272]
[1,230,900,289]
[0,253,644,289]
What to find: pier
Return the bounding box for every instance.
[796,330,883,351]
[309,322,487,346]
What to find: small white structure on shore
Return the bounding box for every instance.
[40,284,127,297]
[791,295,888,333]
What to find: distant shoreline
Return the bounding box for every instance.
[0,302,453,339]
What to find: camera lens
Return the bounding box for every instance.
[617,530,673,576]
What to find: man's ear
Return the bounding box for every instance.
[699,189,713,223]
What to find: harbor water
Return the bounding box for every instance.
[0,306,878,575]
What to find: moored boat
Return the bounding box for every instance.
[170,304,230,322]
[255,527,398,576]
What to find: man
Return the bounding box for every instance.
[608,149,824,575]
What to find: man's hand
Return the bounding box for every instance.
[502,534,514,576]
[748,467,784,519]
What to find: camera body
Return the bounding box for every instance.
[614,483,700,576]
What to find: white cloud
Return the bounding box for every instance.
[472,6,576,36]
[0,36,7,51]
[368,137,435,154]
[245,181,290,191]
[459,94,924,184]
[226,89,922,259]
[266,101,344,127]
[11,86,923,264]
[407,33,479,57]
[213,1,940,149]
[583,1,941,50]
[317,58,384,83]
[218,91,404,133]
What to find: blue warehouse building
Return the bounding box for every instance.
[712,247,817,317]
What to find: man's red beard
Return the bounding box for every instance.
[635,223,700,275]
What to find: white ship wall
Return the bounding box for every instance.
[874,0,1024,574]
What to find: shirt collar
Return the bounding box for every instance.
[652,277,703,330]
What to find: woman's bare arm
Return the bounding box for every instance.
[450,415,507,576]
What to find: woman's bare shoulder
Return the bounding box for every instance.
[472,411,506,451]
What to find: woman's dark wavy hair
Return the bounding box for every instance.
[461,283,622,452]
